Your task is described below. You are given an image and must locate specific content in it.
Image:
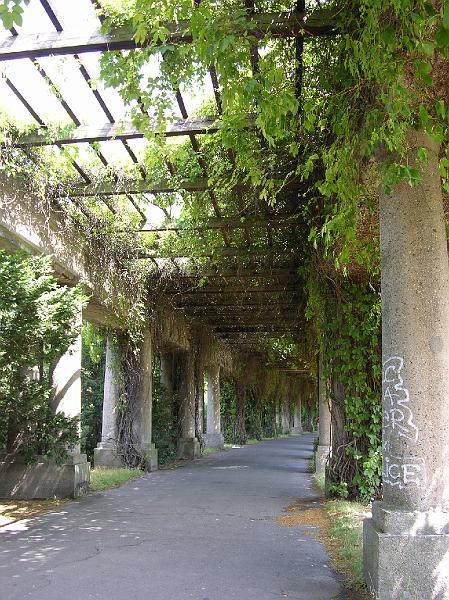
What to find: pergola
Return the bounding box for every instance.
[0,0,335,348]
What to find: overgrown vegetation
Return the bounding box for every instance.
[90,467,144,491]
[0,250,85,463]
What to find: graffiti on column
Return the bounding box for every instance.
[382,356,426,489]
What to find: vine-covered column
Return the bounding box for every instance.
[364,132,449,599]
[94,335,122,468]
[132,328,158,471]
[204,365,224,449]
[177,350,200,459]
[315,353,331,474]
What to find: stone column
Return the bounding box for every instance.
[291,389,303,434]
[281,397,291,434]
[160,352,174,396]
[50,309,90,496]
[204,365,224,449]
[177,351,200,459]
[94,336,123,468]
[363,132,449,599]
[132,328,158,471]
[315,354,331,473]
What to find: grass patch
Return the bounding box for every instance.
[324,499,370,593]
[201,447,221,456]
[90,467,144,491]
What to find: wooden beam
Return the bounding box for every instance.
[13,117,220,147]
[140,248,297,259]
[139,215,299,232]
[66,176,304,197]
[0,12,335,62]
[165,286,298,294]
[172,267,297,279]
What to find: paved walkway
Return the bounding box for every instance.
[0,434,347,600]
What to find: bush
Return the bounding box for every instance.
[0,250,85,462]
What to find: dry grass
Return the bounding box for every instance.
[0,499,67,527]
[277,497,371,598]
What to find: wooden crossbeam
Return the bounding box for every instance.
[12,117,220,147]
[0,12,335,62]
[173,267,297,278]
[215,326,297,333]
[166,287,297,294]
[139,215,299,232]
[142,248,296,259]
[66,176,304,197]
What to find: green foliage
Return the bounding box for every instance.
[152,357,178,464]
[309,275,382,501]
[0,250,86,462]
[0,0,29,29]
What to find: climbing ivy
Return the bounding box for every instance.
[307,273,382,501]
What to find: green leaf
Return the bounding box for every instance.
[382,26,395,45]
[436,25,449,46]
[421,41,435,56]
[1,11,14,29]
[417,147,428,163]
[436,99,446,120]
[443,5,449,29]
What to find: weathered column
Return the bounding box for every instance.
[132,328,158,471]
[160,352,174,396]
[94,336,123,468]
[177,351,200,459]
[281,397,291,434]
[363,132,449,599]
[50,310,90,496]
[275,396,281,434]
[204,365,224,449]
[291,388,303,434]
[315,354,331,473]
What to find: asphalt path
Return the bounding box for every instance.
[0,433,348,600]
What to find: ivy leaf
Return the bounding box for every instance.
[436,25,449,46]
[417,147,428,163]
[436,99,446,120]
[419,104,431,126]
[382,26,395,45]
[3,14,14,29]
[421,41,435,56]
[443,5,449,30]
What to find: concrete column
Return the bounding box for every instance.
[291,391,303,434]
[281,398,291,434]
[177,351,200,459]
[51,331,82,453]
[363,132,449,599]
[94,336,123,468]
[315,354,331,473]
[160,352,174,396]
[49,308,89,496]
[132,328,157,471]
[204,365,224,449]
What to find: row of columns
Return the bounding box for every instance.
[94,335,226,469]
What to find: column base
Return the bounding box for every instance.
[94,442,123,468]
[203,433,224,449]
[0,453,90,499]
[363,502,449,599]
[290,426,303,435]
[141,443,158,472]
[315,444,330,473]
[177,437,201,460]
